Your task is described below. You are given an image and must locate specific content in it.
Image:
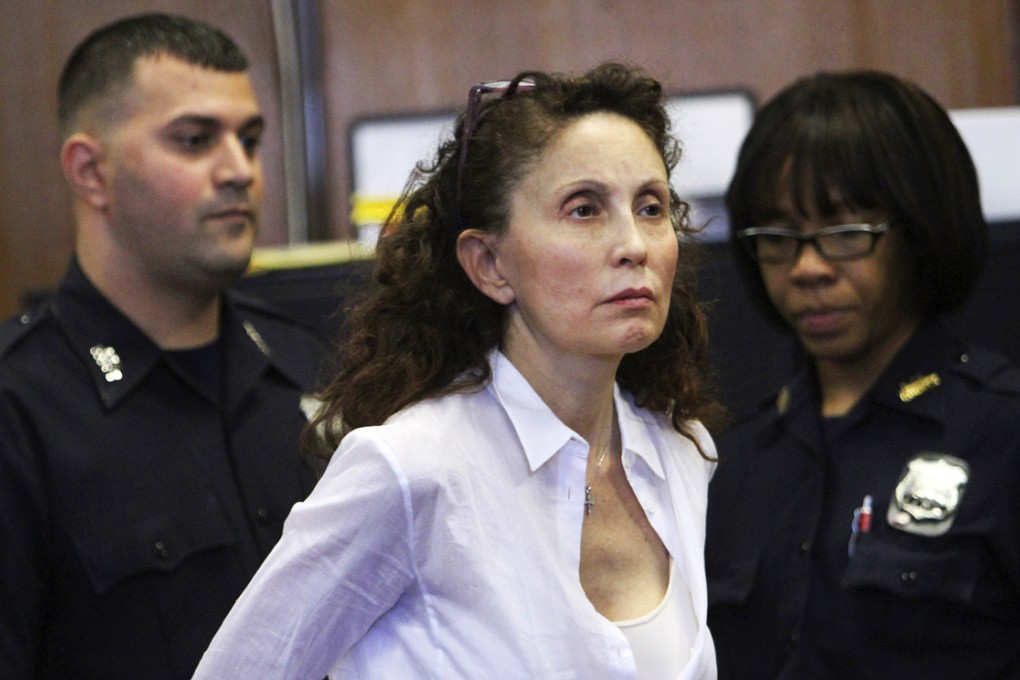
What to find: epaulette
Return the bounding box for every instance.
[0,305,51,361]
[947,347,1020,397]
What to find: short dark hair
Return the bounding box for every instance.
[725,70,987,325]
[311,62,725,457]
[57,12,249,137]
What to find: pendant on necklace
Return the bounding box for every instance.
[584,485,594,516]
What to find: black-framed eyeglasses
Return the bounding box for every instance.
[453,78,537,231]
[736,221,892,264]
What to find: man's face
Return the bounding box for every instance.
[97,54,264,294]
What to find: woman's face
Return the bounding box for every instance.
[756,195,919,374]
[488,112,679,368]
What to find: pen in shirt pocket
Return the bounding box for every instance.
[848,494,873,558]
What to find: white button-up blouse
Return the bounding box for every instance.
[194,351,717,679]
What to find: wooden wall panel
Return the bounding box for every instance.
[853,0,1016,106]
[1,0,1018,318]
[318,0,1019,241]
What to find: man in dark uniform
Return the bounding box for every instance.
[0,13,324,678]
[706,71,1020,679]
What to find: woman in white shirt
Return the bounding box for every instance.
[194,62,725,680]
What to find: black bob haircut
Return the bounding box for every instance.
[725,70,987,327]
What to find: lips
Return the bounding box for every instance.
[207,206,255,221]
[606,287,655,305]
[793,307,849,335]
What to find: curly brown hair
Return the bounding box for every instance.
[310,62,725,459]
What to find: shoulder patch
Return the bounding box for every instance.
[0,305,51,360]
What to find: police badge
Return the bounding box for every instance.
[887,453,969,537]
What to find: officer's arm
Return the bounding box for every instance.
[0,394,47,678]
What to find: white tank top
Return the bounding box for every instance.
[614,560,697,679]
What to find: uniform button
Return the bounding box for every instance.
[154,541,170,559]
[959,353,970,363]
[19,313,31,324]
[256,507,270,524]
[800,540,811,553]
[900,570,918,586]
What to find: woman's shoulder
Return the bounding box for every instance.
[339,384,504,471]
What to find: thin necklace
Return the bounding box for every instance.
[584,440,610,516]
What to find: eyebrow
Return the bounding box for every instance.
[240,115,266,134]
[168,114,265,132]
[639,178,670,192]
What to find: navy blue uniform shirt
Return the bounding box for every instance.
[707,321,1020,679]
[0,258,324,679]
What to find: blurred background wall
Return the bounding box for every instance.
[2,0,1018,319]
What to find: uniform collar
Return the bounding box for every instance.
[762,363,822,450]
[225,293,322,399]
[864,319,961,420]
[51,257,291,411]
[488,350,666,479]
[51,258,165,409]
[768,320,960,436]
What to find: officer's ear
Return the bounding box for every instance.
[61,133,110,210]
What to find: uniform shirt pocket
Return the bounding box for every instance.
[843,539,979,605]
[70,489,238,595]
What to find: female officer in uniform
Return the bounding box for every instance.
[705,70,1020,679]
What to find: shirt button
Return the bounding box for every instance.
[154,541,170,559]
[800,540,811,553]
[256,507,270,524]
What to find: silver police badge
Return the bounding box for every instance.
[887,453,969,537]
